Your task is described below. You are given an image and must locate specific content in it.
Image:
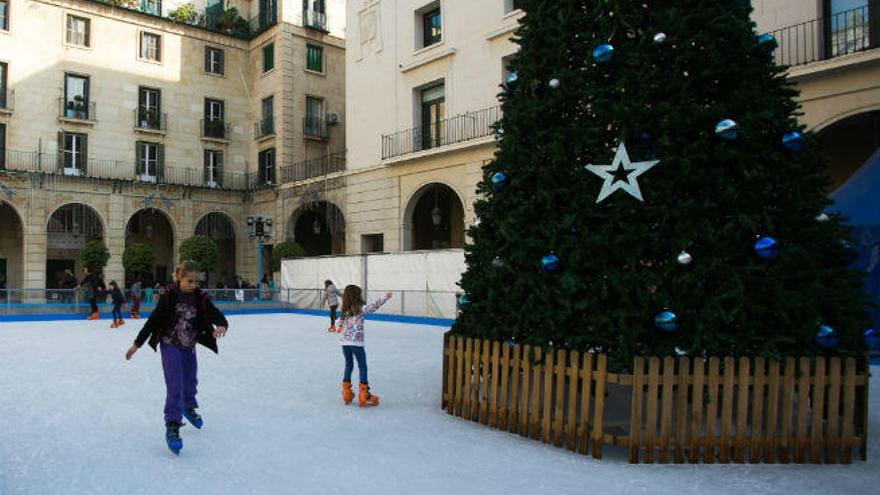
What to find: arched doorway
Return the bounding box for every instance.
[818,110,880,191]
[404,183,465,251]
[287,201,346,256]
[195,212,236,287]
[46,203,105,292]
[822,110,880,330]
[125,208,175,286]
[0,201,24,292]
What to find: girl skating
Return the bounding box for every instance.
[108,281,126,328]
[124,261,228,455]
[338,286,392,407]
[322,280,342,332]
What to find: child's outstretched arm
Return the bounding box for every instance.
[125,293,168,360]
[204,297,229,338]
[363,292,393,314]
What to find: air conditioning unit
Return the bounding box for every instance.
[327,113,340,125]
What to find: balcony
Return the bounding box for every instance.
[0,89,13,114]
[304,115,329,139]
[254,116,275,140]
[768,2,879,68]
[281,151,346,183]
[303,9,328,31]
[58,97,97,124]
[133,108,168,134]
[0,148,257,191]
[249,7,278,37]
[201,118,231,142]
[381,105,501,160]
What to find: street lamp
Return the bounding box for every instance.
[246,215,273,287]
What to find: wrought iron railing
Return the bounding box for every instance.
[133,108,167,132]
[254,116,275,139]
[0,89,13,111]
[768,2,879,67]
[281,151,346,183]
[201,118,230,140]
[0,148,257,191]
[303,9,328,31]
[381,105,501,160]
[58,97,96,121]
[304,115,329,138]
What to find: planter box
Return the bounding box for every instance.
[441,332,870,464]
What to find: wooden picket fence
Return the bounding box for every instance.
[441,333,870,464]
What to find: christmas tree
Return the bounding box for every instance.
[454,0,870,370]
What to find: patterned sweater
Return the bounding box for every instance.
[338,294,391,347]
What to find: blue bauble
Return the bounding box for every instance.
[715,119,738,140]
[541,254,560,272]
[505,71,518,87]
[457,294,470,307]
[816,324,839,348]
[757,33,778,49]
[491,171,508,191]
[655,311,679,332]
[754,236,779,259]
[865,329,880,352]
[782,132,804,152]
[592,44,614,63]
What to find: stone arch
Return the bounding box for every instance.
[402,181,466,251]
[815,110,880,192]
[125,207,177,285]
[0,200,25,291]
[194,211,237,287]
[286,201,346,256]
[45,202,106,290]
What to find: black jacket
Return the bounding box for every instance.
[110,288,126,305]
[134,284,229,353]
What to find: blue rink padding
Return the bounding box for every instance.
[0,307,454,327]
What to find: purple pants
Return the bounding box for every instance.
[160,343,198,424]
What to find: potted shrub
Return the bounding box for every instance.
[169,3,199,24]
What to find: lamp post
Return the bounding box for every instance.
[246,216,273,290]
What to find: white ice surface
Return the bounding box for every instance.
[0,314,878,495]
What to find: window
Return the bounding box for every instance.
[61,132,87,174]
[1,0,9,31]
[140,32,161,62]
[259,0,278,28]
[303,0,326,30]
[422,7,442,47]
[0,62,7,109]
[825,0,876,58]
[306,44,323,72]
[263,43,274,72]
[204,98,225,139]
[64,73,90,119]
[305,96,325,137]
[259,96,274,136]
[420,84,445,150]
[136,141,163,182]
[140,0,162,16]
[361,234,384,254]
[66,15,90,47]
[205,46,225,75]
[258,148,276,184]
[204,149,223,187]
[137,87,161,130]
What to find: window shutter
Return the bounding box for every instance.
[203,150,210,184]
[80,135,88,173]
[57,131,64,172]
[156,89,162,115]
[135,141,143,175]
[219,49,225,75]
[204,47,211,73]
[217,152,224,187]
[157,143,164,180]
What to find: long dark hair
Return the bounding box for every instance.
[340,285,365,319]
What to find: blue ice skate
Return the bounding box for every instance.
[165,421,183,455]
[182,408,203,429]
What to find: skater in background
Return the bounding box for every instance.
[152,283,162,303]
[130,277,142,319]
[108,281,127,329]
[322,280,342,332]
[338,285,392,407]
[124,260,229,455]
[77,267,106,320]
